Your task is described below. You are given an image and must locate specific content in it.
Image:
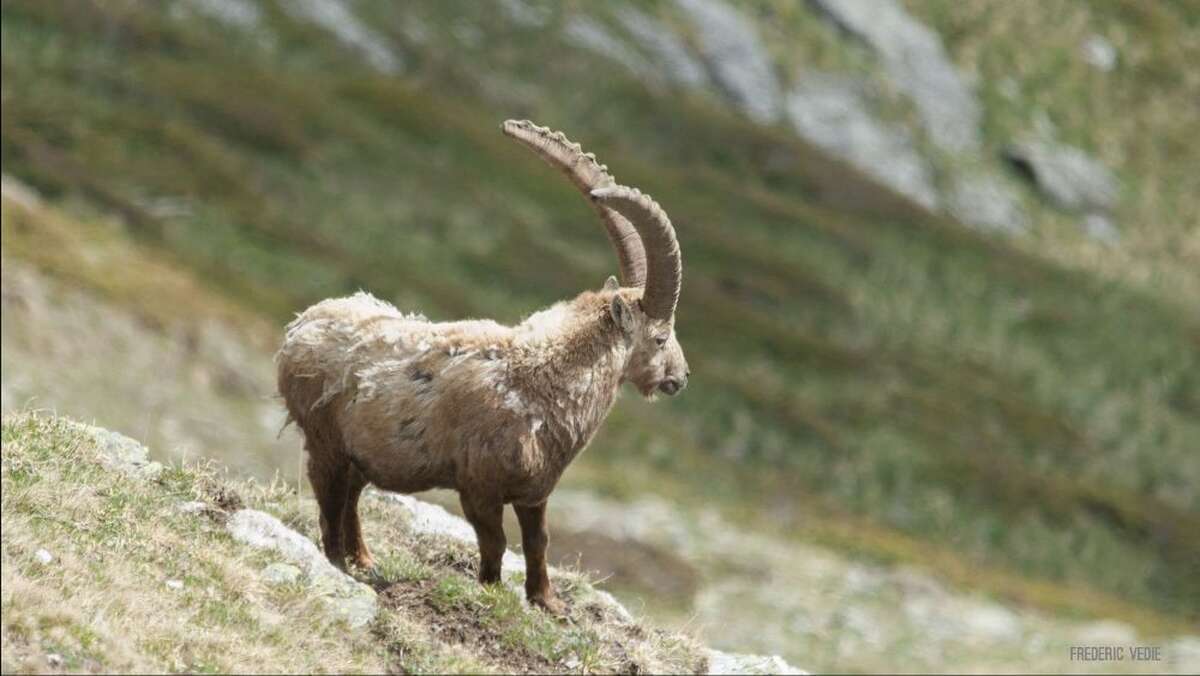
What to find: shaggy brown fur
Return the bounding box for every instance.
[277,122,688,612]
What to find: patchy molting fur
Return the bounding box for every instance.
[278,287,638,499]
[276,284,686,611]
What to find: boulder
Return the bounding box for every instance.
[79,423,164,480]
[676,0,782,123]
[786,75,939,210]
[809,0,981,152]
[614,6,709,87]
[564,15,655,81]
[280,0,401,74]
[261,562,303,586]
[1004,139,1118,212]
[947,174,1027,234]
[227,509,377,628]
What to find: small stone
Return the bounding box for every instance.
[165,579,185,591]
[1082,34,1118,72]
[34,548,53,565]
[1082,213,1119,243]
[46,653,64,667]
[261,562,303,586]
[176,500,208,514]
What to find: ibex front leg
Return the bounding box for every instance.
[515,501,565,614]
[461,493,506,585]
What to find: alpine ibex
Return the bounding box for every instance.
[276,120,688,612]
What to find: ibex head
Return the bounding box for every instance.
[502,120,689,398]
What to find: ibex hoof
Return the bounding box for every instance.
[529,593,566,615]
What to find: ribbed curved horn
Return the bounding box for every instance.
[502,120,646,287]
[590,185,681,319]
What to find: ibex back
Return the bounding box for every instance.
[276,120,688,613]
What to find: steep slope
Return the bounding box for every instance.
[2,412,804,674]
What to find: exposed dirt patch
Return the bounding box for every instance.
[377,578,559,675]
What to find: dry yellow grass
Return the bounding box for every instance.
[1,413,708,674]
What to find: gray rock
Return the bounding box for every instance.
[960,600,1021,643]
[281,0,401,74]
[165,579,185,591]
[80,423,164,480]
[261,562,303,585]
[614,6,709,88]
[1082,213,1119,243]
[676,0,782,123]
[186,0,261,29]
[498,0,550,28]
[176,500,209,514]
[786,75,939,209]
[1,174,42,210]
[564,15,653,80]
[591,589,635,624]
[809,0,981,152]
[706,649,806,675]
[948,174,1027,234]
[379,494,525,574]
[227,509,377,628]
[1082,34,1118,72]
[1004,139,1118,212]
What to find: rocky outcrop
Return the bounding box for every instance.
[280,0,401,74]
[74,422,165,480]
[947,174,1027,234]
[614,6,709,88]
[564,15,657,83]
[1004,138,1120,241]
[809,0,981,153]
[676,0,782,124]
[786,75,939,210]
[79,419,801,672]
[227,509,379,629]
[1004,139,1118,213]
[185,0,262,30]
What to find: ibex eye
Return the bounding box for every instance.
[655,335,668,347]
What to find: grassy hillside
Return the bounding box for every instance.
[2,0,1197,639]
[2,413,709,674]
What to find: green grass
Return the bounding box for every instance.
[2,0,1197,632]
[1,412,707,673]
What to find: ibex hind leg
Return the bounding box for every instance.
[303,429,350,568]
[341,464,374,569]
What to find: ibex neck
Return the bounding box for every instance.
[510,296,628,465]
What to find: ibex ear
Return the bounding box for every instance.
[610,294,636,335]
[603,275,620,292]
